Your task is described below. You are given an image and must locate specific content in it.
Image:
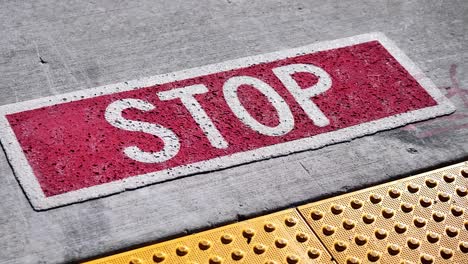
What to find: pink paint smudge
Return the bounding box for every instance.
[401,64,468,138]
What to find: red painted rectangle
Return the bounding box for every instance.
[0,33,454,209]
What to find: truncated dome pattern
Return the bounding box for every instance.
[83,209,334,264]
[298,162,468,264]
[83,162,467,264]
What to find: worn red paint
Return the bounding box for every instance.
[7,41,437,196]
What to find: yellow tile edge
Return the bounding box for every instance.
[83,161,467,264]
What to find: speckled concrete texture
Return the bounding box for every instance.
[0,0,466,263]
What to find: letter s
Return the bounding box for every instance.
[105,99,180,163]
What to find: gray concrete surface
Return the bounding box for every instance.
[0,0,466,263]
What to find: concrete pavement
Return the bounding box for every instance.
[0,1,466,263]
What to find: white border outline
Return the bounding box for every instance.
[0,32,455,210]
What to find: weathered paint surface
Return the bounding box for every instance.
[1,36,453,209]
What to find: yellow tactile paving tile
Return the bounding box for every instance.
[83,209,335,264]
[84,161,468,264]
[298,162,468,264]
